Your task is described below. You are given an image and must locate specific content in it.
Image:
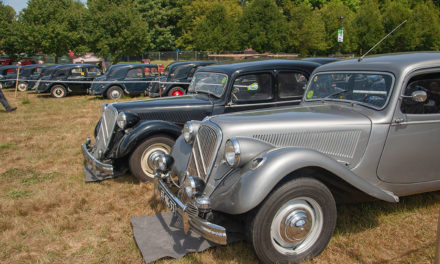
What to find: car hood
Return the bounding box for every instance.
[209,104,372,167]
[111,95,214,125]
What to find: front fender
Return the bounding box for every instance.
[116,120,182,158]
[211,147,399,215]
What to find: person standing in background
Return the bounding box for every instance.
[0,85,16,112]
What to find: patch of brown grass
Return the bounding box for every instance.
[0,89,439,263]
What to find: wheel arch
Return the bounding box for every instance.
[116,120,182,158]
[211,147,399,215]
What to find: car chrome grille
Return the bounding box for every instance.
[92,105,118,159]
[187,124,221,181]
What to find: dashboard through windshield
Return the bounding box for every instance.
[305,72,394,109]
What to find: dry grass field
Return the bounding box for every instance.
[0,89,439,264]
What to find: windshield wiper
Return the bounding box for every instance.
[324,89,348,99]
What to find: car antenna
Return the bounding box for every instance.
[358,20,407,62]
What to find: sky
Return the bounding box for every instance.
[3,0,88,14]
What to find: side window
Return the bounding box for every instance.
[401,74,440,114]
[232,73,273,103]
[70,67,83,78]
[278,72,308,98]
[126,68,143,78]
[87,67,101,77]
[56,70,66,77]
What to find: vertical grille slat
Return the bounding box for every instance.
[92,106,118,160]
[186,125,220,180]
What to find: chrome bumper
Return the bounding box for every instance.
[82,141,114,182]
[155,176,227,245]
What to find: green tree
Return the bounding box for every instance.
[86,0,149,63]
[136,0,182,51]
[192,3,241,52]
[20,0,88,62]
[380,0,414,53]
[320,1,357,55]
[285,2,326,56]
[176,0,241,50]
[352,0,384,55]
[239,0,287,52]
[0,1,22,58]
[409,0,440,51]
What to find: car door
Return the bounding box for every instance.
[124,66,146,94]
[67,66,87,93]
[276,70,309,107]
[85,66,102,90]
[224,71,276,113]
[378,69,440,184]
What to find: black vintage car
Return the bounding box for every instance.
[36,64,102,98]
[0,65,19,89]
[82,59,330,182]
[29,64,60,90]
[146,60,217,97]
[88,63,161,100]
[15,64,49,91]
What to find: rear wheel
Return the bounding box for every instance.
[50,85,66,98]
[17,82,28,92]
[168,86,185,96]
[248,177,336,264]
[106,86,123,100]
[129,135,174,182]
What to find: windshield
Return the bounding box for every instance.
[188,72,228,98]
[305,72,394,109]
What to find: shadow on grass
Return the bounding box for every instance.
[335,191,440,235]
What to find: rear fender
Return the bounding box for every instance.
[211,147,399,214]
[116,120,182,158]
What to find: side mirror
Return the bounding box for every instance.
[411,90,427,103]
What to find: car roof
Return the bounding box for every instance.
[168,61,217,68]
[54,64,96,69]
[315,52,440,76]
[197,59,321,75]
[302,57,341,64]
[0,65,18,70]
[110,63,158,68]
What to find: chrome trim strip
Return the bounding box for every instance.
[392,119,440,126]
[227,100,301,108]
[196,136,207,175]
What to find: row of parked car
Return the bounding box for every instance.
[0,61,218,99]
[1,58,343,101]
[81,52,440,263]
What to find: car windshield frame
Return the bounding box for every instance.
[304,71,395,110]
[188,72,228,98]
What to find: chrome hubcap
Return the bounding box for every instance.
[18,83,27,91]
[55,88,64,97]
[111,90,120,99]
[271,197,323,255]
[140,143,171,178]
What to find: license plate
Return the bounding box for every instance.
[159,187,176,213]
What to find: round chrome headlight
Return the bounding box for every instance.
[117,112,127,129]
[184,176,205,198]
[183,121,194,143]
[225,138,240,167]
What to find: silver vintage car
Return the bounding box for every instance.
[154,53,440,263]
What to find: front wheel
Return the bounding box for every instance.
[168,86,185,96]
[129,135,174,182]
[248,177,337,264]
[17,82,28,92]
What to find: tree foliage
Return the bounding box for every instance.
[2,0,440,58]
[136,0,182,51]
[20,0,88,61]
[86,0,149,63]
[239,0,287,52]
